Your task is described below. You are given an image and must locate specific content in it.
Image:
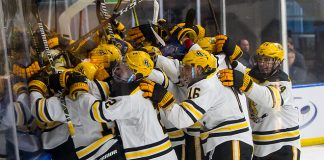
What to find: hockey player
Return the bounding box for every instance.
[27,42,127,159]
[139,46,186,160]
[28,69,126,160]
[219,42,300,160]
[74,50,178,160]
[140,49,253,160]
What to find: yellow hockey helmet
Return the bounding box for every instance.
[197,37,216,54]
[256,42,284,61]
[140,46,162,60]
[124,51,154,77]
[89,44,122,67]
[74,62,98,80]
[182,50,217,70]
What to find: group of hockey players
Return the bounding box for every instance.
[0,2,301,160]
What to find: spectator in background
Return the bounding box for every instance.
[238,39,254,68]
[288,38,307,71]
[288,48,307,84]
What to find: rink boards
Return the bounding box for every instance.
[292,83,324,146]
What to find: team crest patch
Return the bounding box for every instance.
[143,59,151,67]
[196,51,204,57]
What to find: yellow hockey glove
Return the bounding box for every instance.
[215,35,243,63]
[25,61,41,78]
[219,69,253,92]
[28,72,49,95]
[65,71,89,100]
[139,79,175,109]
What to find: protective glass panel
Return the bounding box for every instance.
[287,0,324,85]
[226,0,282,69]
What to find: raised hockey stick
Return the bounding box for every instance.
[131,0,140,26]
[152,0,159,24]
[32,0,76,136]
[58,0,94,39]
[207,0,243,112]
[67,0,144,53]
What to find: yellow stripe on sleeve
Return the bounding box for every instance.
[38,98,50,122]
[181,102,204,120]
[91,101,106,123]
[268,86,282,109]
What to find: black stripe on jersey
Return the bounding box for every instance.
[18,102,28,125]
[201,127,250,144]
[186,127,201,132]
[89,100,99,121]
[266,86,276,107]
[98,101,111,122]
[35,98,44,122]
[181,104,198,123]
[163,97,175,109]
[94,79,105,100]
[184,100,206,115]
[43,123,63,132]
[252,126,299,135]
[246,80,253,91]
[131,147,173,160]
[43,100,53,122]
[124,137,169,152]
[206,118,246,132]
[170,136,185,142]
[253,135,300,145]
[166,127,179,132]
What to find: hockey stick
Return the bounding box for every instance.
[152,0,159,24]
[67,0,144,53]
[97,0,123,44]
[131,0,140,26]
[58,0,94,39]
[31,0,55,72]
[207,0,243,112]
[32,0,76,136]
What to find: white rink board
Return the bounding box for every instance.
[292,84,324,139]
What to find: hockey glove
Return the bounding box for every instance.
[215,35,243,63]
[25,61,41,78]
[64,71,89,100]
[219,69,253,92]
[139,79,175,109]
[28,72,49,95]
[125,24,156,47]
[170,23,197,44]
[12,76,28,98]
[48,73,63,93]
[13,63,26,78]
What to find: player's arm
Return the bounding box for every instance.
[77,92,138,123]
[139,80,213,129]
[155,55,181,84]
[28,72,67,123]
[219,69,282,108]
[147,68,170,89]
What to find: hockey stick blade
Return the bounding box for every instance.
[184,8,196,28]
[152,0,159,24]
